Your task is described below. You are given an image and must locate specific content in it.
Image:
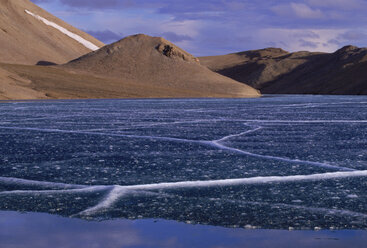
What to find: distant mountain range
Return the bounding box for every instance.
[200,46,367,95]
[0,0,366,100]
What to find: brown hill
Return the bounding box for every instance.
[0,0,104,65]
[0,0,259,100]
[0,34,260,100]
[61,34,260,98]
[200,46,367,95]
[0,63,206,100]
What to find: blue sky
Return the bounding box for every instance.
[31,0,367,56]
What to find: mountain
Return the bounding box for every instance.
[0,34,260,99]
[0,0,259,100]
[200,46,367,95]
[61,34,260,98]
[0,0,104,65]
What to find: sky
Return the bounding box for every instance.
[31,0,367,56]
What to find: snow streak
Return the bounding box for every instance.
[25,10,99,51]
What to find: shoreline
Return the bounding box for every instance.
[2,94,367,103]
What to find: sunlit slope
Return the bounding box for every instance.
[63,34,260,98]
[0,0,104,65]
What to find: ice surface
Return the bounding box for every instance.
[25,10,99,51]
[0,95,367,229]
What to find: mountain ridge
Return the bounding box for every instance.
[200,46,367,95]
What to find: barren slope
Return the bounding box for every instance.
[0,66,46,100]
[200,46,367,95]
[0,35,260,100]
[62,34,260,98]
[0,63,200,100]
[0,1,259,100]
[200,48,289,71]
[0,0,104,65]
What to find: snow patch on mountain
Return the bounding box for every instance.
[25,10,99,51]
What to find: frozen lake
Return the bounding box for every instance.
[0,95,367,230]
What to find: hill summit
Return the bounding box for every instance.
[62,34,260,98]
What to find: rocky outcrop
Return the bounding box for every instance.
[156,42,200,63]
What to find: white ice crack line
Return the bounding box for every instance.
[2,170,367,216]
[0,126,352,171]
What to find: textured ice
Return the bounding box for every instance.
[0,95,367,229]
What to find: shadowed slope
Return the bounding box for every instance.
[200,46,367,95]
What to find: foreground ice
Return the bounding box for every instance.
[0,95,366,230]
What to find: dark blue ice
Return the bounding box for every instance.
[0,95,367,230]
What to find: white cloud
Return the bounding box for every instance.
[290,3,324,19]
[307,0,366,10]
[256,28,351,52]
[272,3,324,19]
[339,31,366,40]
[75,9,202,40]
